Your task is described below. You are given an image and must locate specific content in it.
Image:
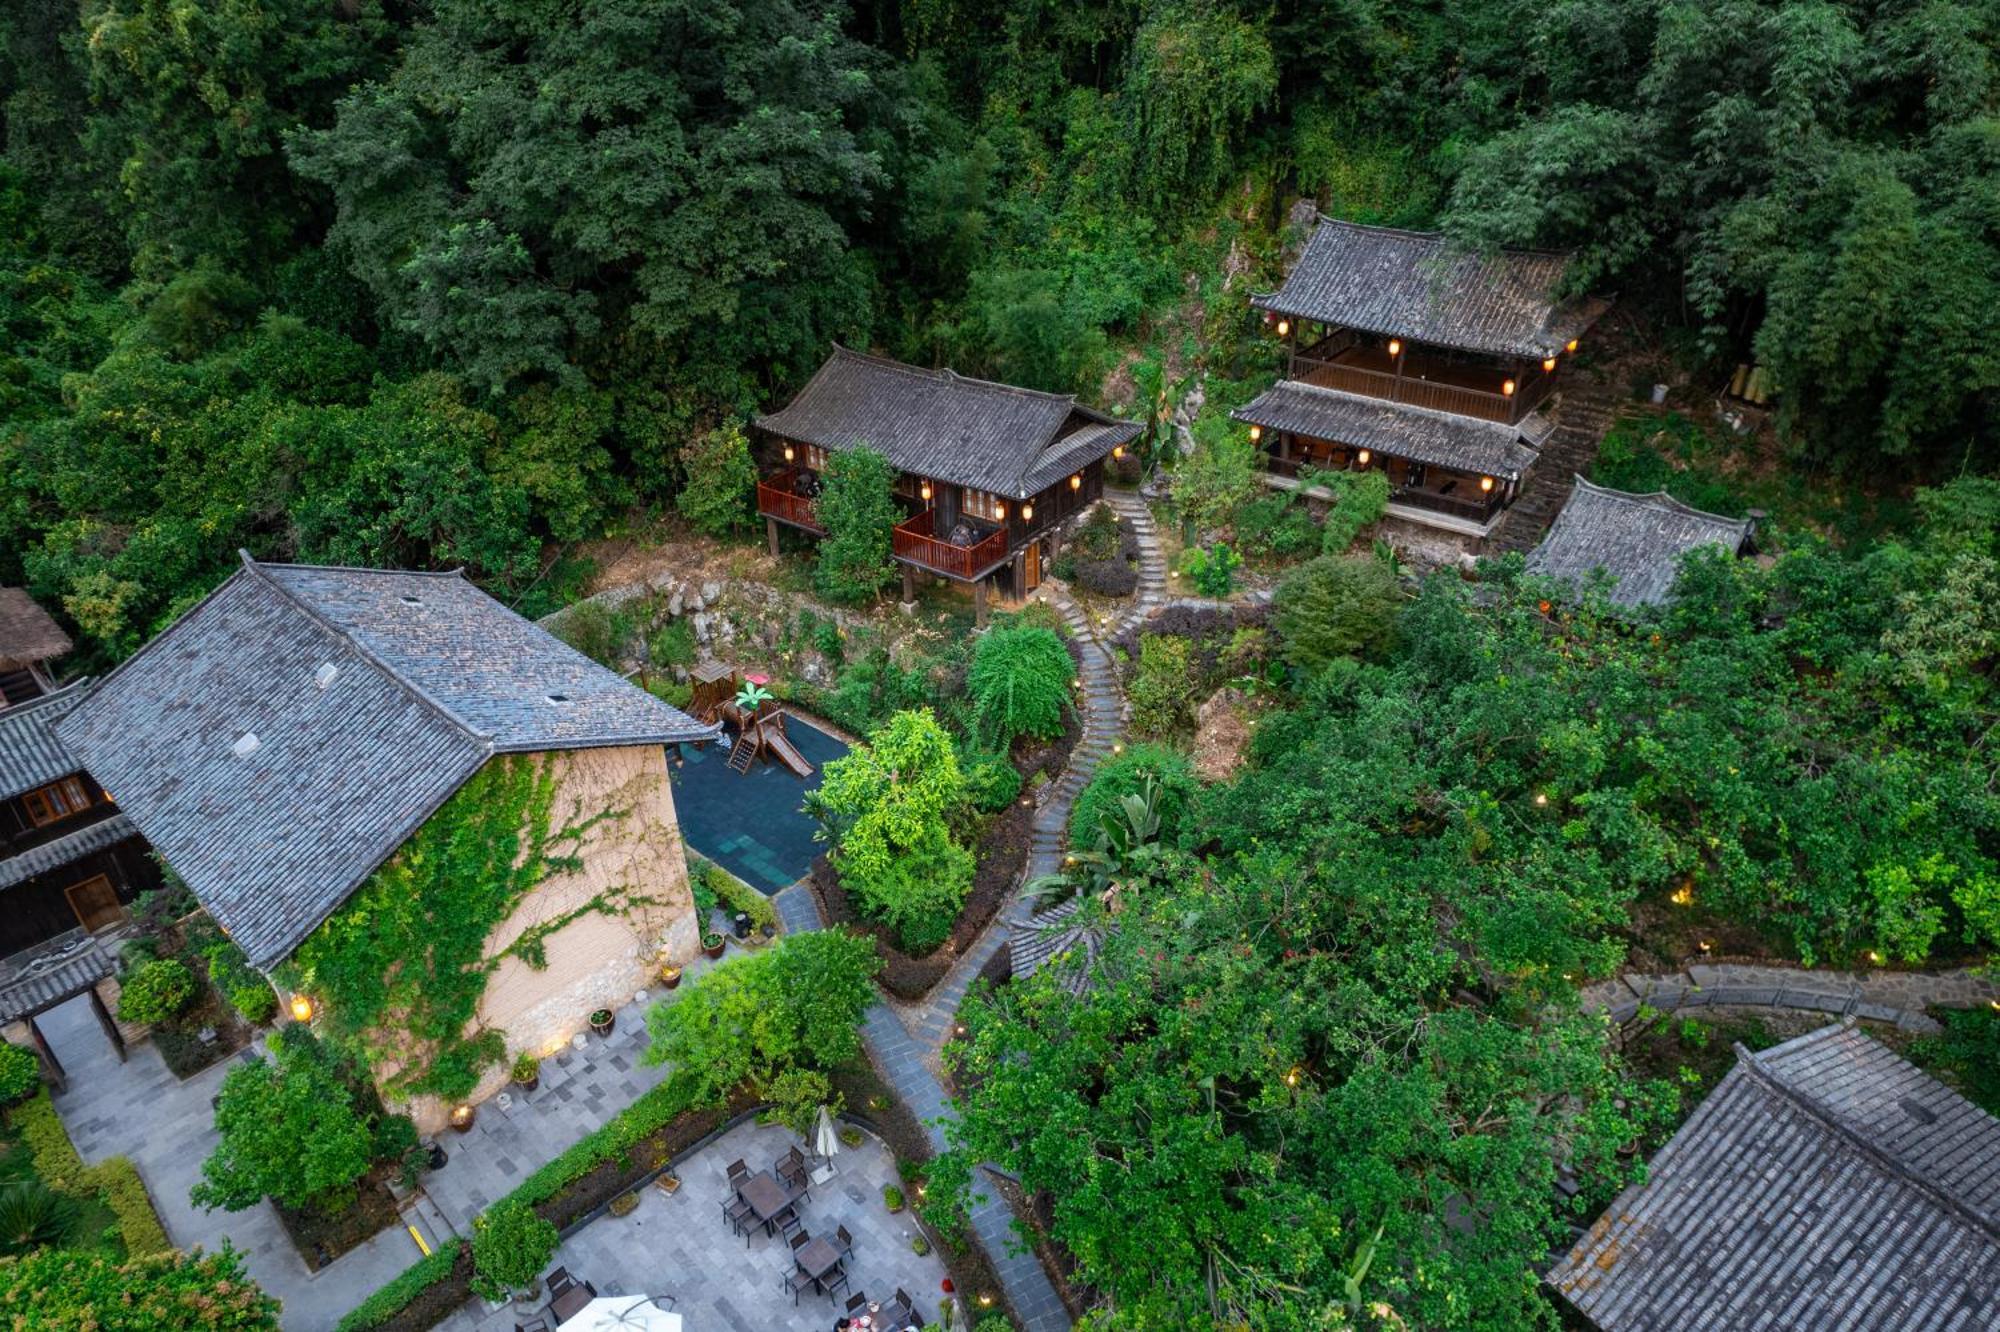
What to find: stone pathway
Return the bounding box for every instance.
[1581,963,2000,1035]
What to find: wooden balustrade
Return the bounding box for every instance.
[756,470,823,533]
[1289,353,1553,425]
[893,510,1010,581]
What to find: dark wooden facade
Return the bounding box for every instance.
[0,772,158,958]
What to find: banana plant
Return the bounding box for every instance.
[733,680,773,715]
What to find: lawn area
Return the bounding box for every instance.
[0,1107,126,1260]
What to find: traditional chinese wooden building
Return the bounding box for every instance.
[1235,217,1608,538]
[1525,477,1755,608]
[754,346,1143,623]
[0,588,74,706]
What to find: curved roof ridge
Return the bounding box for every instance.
[1567,475,1753,530]
[1308,210,1581,263]
[827,342,1081,407]
[1282,379,1541,445]
[0,676,93,720]
[238,552,492,747]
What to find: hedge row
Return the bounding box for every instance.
[8,1092,171,1255]
[333,1239,464,1332]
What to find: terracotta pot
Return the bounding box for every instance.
[660,967,683,990]
[701,935,727,960]
[590,1010,615,1037]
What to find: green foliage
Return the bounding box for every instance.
[702,862,779,934]
[676,422,758,537]
[114,959,195,1026]
[813,448,900,605]
[287,753,651,1101]
[814,710,977,953]
[0,1047,39,1107]
[0,1181,81,1257]
[1069,744,1200,849]
[470,1199,557,1302]
[333,1238,463,1332]
[1181,542,1241,597]
[1909,1008,2000,1118]
[0,1245,280,1330]
[227,986,277,1026]
[1302,468,1391,555]
[192,1030,379,1216]
[642,931,880,1108]
[968,623,1074,746]
[958,741,1025,814]
[1124,3,1276,210]
[1272,554,1402,672]
[1127,636,1200,740]
[556,602,623,669]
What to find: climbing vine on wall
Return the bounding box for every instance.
[280,754,649,1103]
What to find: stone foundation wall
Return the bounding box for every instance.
[1370,516,1483,574]
[403,745,696,1133]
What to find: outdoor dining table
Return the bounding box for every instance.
[794,1234,842,1289]
[735,1170,792,1234]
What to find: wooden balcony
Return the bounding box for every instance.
[892,510,1010,582]
[756,468,823,534]
[1265,453,1504,525]
[1288,341,1554,424]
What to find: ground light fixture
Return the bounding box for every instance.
[289,994,314,1023]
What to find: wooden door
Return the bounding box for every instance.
[1024,540,1041,592]
[65,875,124,933]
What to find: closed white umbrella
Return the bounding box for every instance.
[813,1105,841,1182]
[555,1295,682,1332]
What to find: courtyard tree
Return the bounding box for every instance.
[470,1199,558,1302]
[812,447,900,605]
[967,620,1074,746]
[191,1029,378,1215]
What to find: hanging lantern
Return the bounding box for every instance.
[995,501,1006,519]
[1021,502,1034,521]
[1542,356,1557,373]
[1502,378,1517,397]
[1387,338,1402,358]
[1248,424,1263,442]
[1566,338,1579,354]
[1275,319,1290,337]
[1480,476,1494,492]
[1069,473,1082,491]
[1112,445,1124,459]
[289,994,314,1023]
[783,442,795,463]
[1356,449,1371,466]
[920,481,933,502]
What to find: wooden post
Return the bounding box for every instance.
[87,986,126,1062]
[973,578,988,629]
[764,516,780,558]
[901,565,916,603]
[27,1017,64,1092]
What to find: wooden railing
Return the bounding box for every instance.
[1263,453,1503,524]
[1290,355,1552,424]
[892,510,1010,582]
[756,469,823,533]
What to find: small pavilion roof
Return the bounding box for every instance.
[1251,217,1607,360]
[1548,1023,2000,1332]
[57,554,716,968]
[754,345,1140,499]
[0,680,93,803]
[1232,381,1541,480]
[0,589,72,668]
[1525,477,1754,607]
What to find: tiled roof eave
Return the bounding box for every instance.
[1232,383,1540,481]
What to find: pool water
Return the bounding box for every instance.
[669,716,851,895]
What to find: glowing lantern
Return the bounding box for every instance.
[1112,445,1124,459]
[1021,502,1034,521]
[1387,338,1402,358]
[289,994,314,1023]
[919,481,932,502]
[783,442,795,463]
[1542,357,1557,372]
[1275,319,1290,337]
[1356,449,1371,466]
[1069,473,1082,491]
[1248,424,1263,442]
[1480,476,1494,492]
[1502,378,1517,397]
[1566,338,1579,353]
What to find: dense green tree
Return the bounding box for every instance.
[812,447,901,604]
[675,421,758,537]
[0,1246,280,1331]
[192,1030,380,1216]
[1272,553,1403,672]
[968,621,1074,745]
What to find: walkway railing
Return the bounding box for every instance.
[756,469,823,533]
[893,511,1009,582]
[1290,354,1555,424]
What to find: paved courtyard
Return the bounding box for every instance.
[443,1117,952,1332]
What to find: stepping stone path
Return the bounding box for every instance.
[1488,377,1623,555]
[1579,963,1999,1035]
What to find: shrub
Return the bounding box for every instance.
[883,1184,905,1212]
[1182,542,1241,596]
[1272,553,1402,671]
[2,1095,169,1256]
[1069,744,1200,847]
[0,1246,281,1330]
[115,959,195,1025]
[0,1044,40,1105]
[959,743,1024,812]
[191,1029,378,1216]
[227,985,277,1025]
[335,1238,464,1332]
[0,1179,82,1256]
[1232,493,1320,559]
[647,618,697,670]
[674,421,757,536]
[10,1091,88,1192]
[93,1158,171,1256]
[704,862,778,932]
[1127,635,1200,739]
[968,623,1074,745]
[815,710,976,952]
[1074,555,1138,597]
[554,601,621,667]
[813,447,899,604]
[471,1199,558,1301]
[1308,468,1390,554]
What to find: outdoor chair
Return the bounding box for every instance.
[846,1292,869,1315]
[789,1229,811,1253]
[721,1195,753,1236]
[834,1224,854,1258]
[546,1268,577,1298]
[515,1320,551,1332]
[725,1158,749,1183]
[773,1205,803,1239]
[783,1269,816,1306]
[822,1266,850,1300]
[894,1287,914,1311]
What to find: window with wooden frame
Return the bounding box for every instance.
[22,775,91,827]
[800,443,829,472]
[961,488,1008,523]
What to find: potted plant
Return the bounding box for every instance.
[659,963,683,990]
[883,1184,905,1213]
[655,1172,681,1196]
[589,1008,615,1037]
[511,1052,540,1092]
[608,1192,640,1218]
[701,931,726,959]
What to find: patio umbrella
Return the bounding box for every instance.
[555,1295,682,1332]
[815,1104,842,1163]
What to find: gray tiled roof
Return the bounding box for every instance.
[1549,1023,2000,1331]
[0,813,137,891]
[1232,381,1541,480]
[1526,477,1755,607]
[0,931,117,1024]
[0,588,71,666]
[1252,217,1608,359]
[57,555,717,968]
[755,346,1141,499]
[0,680,92,802]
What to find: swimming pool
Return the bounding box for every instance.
[668,715,851,895]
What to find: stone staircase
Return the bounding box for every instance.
[1488,379,1623,556]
